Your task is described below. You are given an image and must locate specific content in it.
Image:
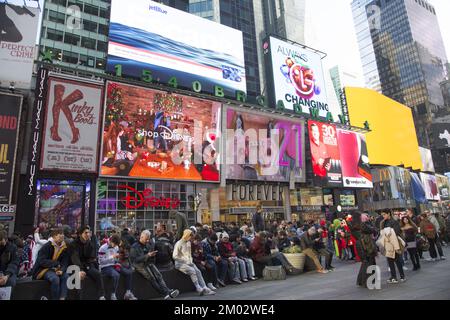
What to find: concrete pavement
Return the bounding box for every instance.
[173,247,450,300]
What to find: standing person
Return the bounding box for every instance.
[435,213,447,247]
[31,228,69,300]
[299,227,330,274]
[130,230,179,300]
[98,234,137,300]
[400,217,420,271]
[170,210,189,242]
[192,234,218,291]
[252,205,265,233]
[356,215,378,288]
[0,230,19,290]
[69,225,106,300]
[378,212,405,283]
[173,230,215,296]
[202,233,228,287]
[419,212,445,261]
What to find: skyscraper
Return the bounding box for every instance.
[39,0,111,73]
[352,0,449,173]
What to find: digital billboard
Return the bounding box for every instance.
[346,87,422,170]
[100,81,221,182]
[436,174,449,200]
[431,123,450,149]
[265,36,341,121]
[225,107,305,182]
[308,120,342,186]
[0,3,39,89]
[107,0,246,97]
[420,173,440,201]
[40,76,104,173]
[337,129,373,188]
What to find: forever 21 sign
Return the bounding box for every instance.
[227,184,284,202]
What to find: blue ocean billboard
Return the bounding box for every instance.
[107,0,247,97]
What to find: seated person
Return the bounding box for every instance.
[202,233,228,287]
[0,230,19,290]
[231,233,257,280]
[217,233,245,284]
[130,230,179,300]
[277,230,291,252]
[300,227,332,273]
[192,234,218,291]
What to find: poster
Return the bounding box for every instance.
[0,3,39,89]
[420,173,440,201]
[436,174,449,200]
[337,129,373,188]
[308,120,342,186]
[226,107,305,182]
[35,180,85,230]
[0,92,22,204]
[40,76,104,172]
[107,0,246,97]
[100,81,221,182]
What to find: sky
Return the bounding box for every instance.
[306,0,450,86]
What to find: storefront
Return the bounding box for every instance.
[290,187,325,224]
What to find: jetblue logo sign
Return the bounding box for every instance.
[149,5,167,14]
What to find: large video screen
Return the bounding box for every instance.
[100,81,221,182]
[225,107,305,182]
[107,0,246,97]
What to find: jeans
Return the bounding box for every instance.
[428,237,444,259]
[206,258,228,282]
[195,262,218,286]
[242,258,256,278]
[407,248,420,269]
[175,262,206,288]
[236,258,248,280]
[135,264,171,296]
[226,258,240,281]
[85,267,105,298]
[387,253,405,280]
[101,265,133,293]
[357,256,376,288]
[43,270,68,300]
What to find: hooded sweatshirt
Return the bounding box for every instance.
[173,230,193,265]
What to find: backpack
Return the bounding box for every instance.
[361,234,377,256]
[262,265,286,281]
[422,221,436,239]
[154,237,174,267]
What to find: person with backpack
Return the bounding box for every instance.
[154,230,174,270]
[400,216,420,271]
[356,214,377,288]
[420,212,445,261]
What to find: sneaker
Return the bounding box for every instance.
[388,267,390,272]
[403,266,409,271]
[170,289,180,299]
[207,283,217,291]
[232,279,242,284]
[197,288,207,296]
[426,258,433,262]
[124,292,138,300]
[400,277,406,283]
[99,296,106,300]
[204,288,216,296]
[387,278,398,284]
[440,256,446,260]
[242,278,249,282]
[317,269,329,274]
[163,294,171,300]
[327,266,336,271]
[217,279,226,287]
[250,276,258,280]
[110,294,117,301]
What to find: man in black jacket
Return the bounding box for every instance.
[300,227,329,274]
[130,230,179,300]
[69,225,106,300]
[0,230,19,289]
[32,228,69,300]
[252,205,265,233]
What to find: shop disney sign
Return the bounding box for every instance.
[118,185,180,209]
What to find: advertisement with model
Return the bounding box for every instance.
[308,120,342,186]
[40,76,104,173]
[100,81,221,182]
[107,0,246,97]
[420,173,440,201]
[265,36,341,121]
[337,129,372,188]
[225,106,305,182]
[0,3,39,89]
[0,92,22,204]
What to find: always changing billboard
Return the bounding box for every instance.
[107,0,246,97]
[40,76,104,173]
[265,36,341,121]
[0,3,39,89]
[420,173,440,201]
[337,129,372,188]
[225,107,305,182]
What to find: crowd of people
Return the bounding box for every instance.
[1,207,449,299]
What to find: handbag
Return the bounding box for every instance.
[262,265,286,281]
[417,235,430,252]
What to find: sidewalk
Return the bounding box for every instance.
[173,247,450,300]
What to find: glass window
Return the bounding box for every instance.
[62,50,79,64]
[46,28,64,41]
[81,37,96,50]
[97,41,108,52]
[64,33,80,46]
[98,24,109,36]
[83,20,98,32]
[84,4,98,16]
[48,10,65,24]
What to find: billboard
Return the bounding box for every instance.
[346,87,422,170]
[436,174,449,200]
[419,147,435,173]
[420,173,440,201]
[0,92,22,204]
[337,129,372,188]
[308,120,342,186]
[225,107,305,182]
[100,81,221,182]
[40,76,104,173]
[431,123,450,149]
[0,3,39,89]
[107,0,246,97]
[265,36,341,121]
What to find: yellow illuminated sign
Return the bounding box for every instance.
[345,87,422,170]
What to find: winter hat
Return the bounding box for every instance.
[221,232,229,239]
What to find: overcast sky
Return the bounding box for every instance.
[306,0,450,85]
